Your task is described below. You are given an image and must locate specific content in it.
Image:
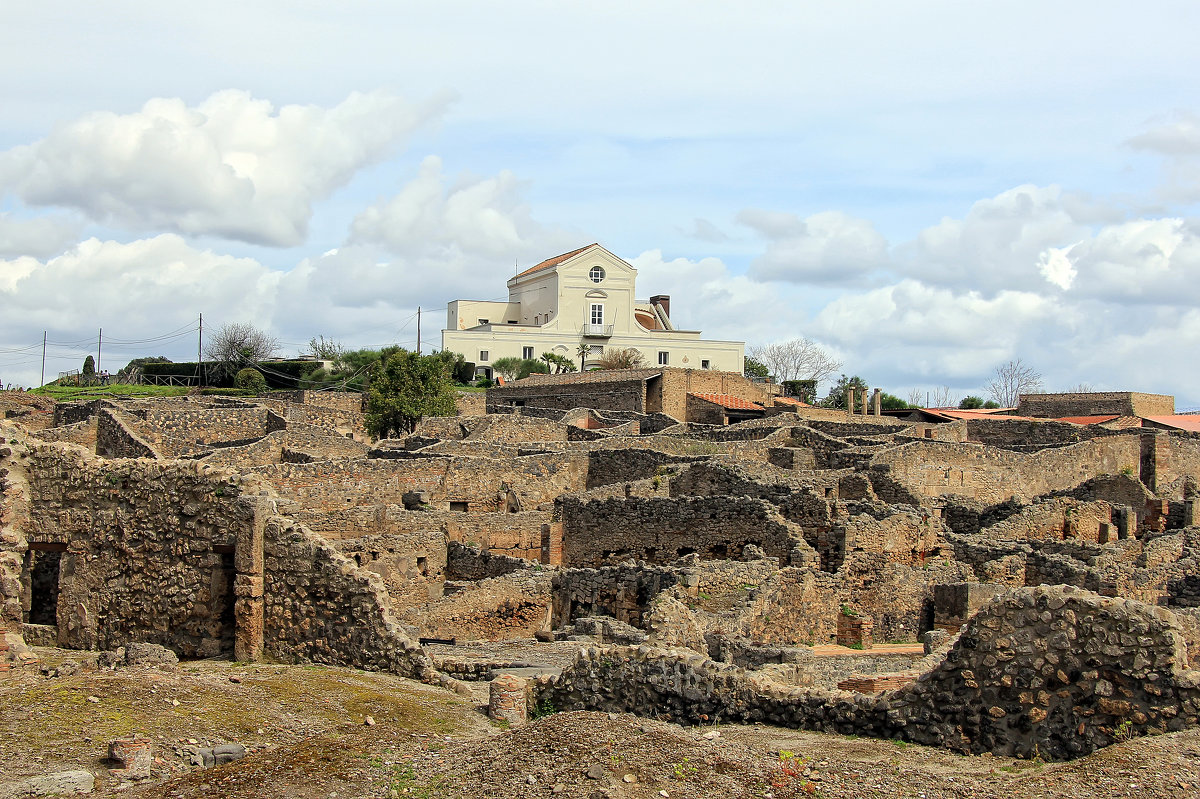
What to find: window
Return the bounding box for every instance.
[590,304,604,325]
[479,350,489,361]
[477,318,488,325]
[534,315,539,325]
[658,351,669,365]
[589,265,605,283]
[523,346,534,359]
[701,359,710,370]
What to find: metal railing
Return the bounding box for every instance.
[582,323,614,337]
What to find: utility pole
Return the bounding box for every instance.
[198,313,203,387]
[40,332,46,387]
[417,306,421,355]
[97,328,102,373]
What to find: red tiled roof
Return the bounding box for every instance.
[688,393,765,411]
[1056,415,1120,425]
[512,244,597,280]
[773,396,811,407]
[505,368,661,387]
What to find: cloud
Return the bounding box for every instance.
[0,90,451,246]
[902,184,1088,293]
[1127,112,1200,157]
[740,209,888,284]
[682,218,729,243]
[0,212,82,259]
[1036,245,1078,290]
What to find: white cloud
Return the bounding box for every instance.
[902,184,1087,293]
[1036,245,1079,290]
[740,209,888,284]
[0,90,451,246]
[0,213,82,259]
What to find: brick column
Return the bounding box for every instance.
[233,501,266,662]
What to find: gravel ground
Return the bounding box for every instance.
[2,650,1199,798]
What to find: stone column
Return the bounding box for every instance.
[872,388,882,416]
[489,673,529,726]
[846,388,855,416]
[234,499,267,662]
[860,389,870,415]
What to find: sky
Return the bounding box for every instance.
[3,1,1200,407]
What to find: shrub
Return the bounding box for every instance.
[234,368,267,394]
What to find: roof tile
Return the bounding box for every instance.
[511,244,597,280]
[688,393,765,411]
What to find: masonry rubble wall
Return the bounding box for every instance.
[261,517,433,678]
[1017,391,1175,419]
[95,408,159,459]
[400,568,554,641]
[869,435,1142,505]
[963,418,1119,449]
[585,449,703,489]
[551,563,682,628]
[134,406,270,454]
[289,504,548,560]
[1,433,433,678]
[535,586,1200,761]
[249,451,588,512]
[270,390,363,415]
[556,495,817,568]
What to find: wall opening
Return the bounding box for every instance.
[211,547,237,655]
[449,501,469,512]
[25,545,66,626]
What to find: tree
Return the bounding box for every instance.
[929,386,956,409]
[82,355,95,376]
[819,374,868,409]
[205,322,280,380]
[542,352,575,374]
[748,338,841,385]
[986,358,1043,407]
[960,396,985,409]
[577,343,592,372]
[364,348,459,439]
[781,379,817,404]
[594,347,648,370]
[234,367,267,394]
[879,392,911,410]
[306,336,346,360]
[743,356,770,381]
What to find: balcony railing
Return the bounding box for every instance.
[582,323,614,337]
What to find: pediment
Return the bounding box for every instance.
[585,289,608,299]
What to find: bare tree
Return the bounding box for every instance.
[1063,382,1095,393]
[748,338,841,384]
[986,359,1043,407]
[205,322,280,379]
[595,347,648,370]
[929,386,957,409]
[907,388,924,408]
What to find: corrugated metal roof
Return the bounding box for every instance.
[1143,415,1200,433]
[1055,415,1120,425]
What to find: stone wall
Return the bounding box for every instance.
[487,375,648,415]
[271,390,363,415]
[979,498,1113,543]
[95,408,159,459]
[134,406,270,456]
[1017,391,1175,418]
[557,495,817,568]
[869,435,1142,505]
[261,517,432,678]
[251,451,588,513]
[963,418,1118,449]
[551,563,681,628]
[535,586,1200,761]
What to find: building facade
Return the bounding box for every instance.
[441,244,744,377]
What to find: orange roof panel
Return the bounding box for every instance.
[688,393,765,411]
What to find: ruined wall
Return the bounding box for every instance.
[486,376,648,415]
[251,451,587,512]
[200,428,368,468]
[1017,391,1174,418]
[270,390,363,415]
[399,569,554,641]
[135,406,270,454]
[869,436,1142,505]
[980,498,1113,543]
[537,586,1200,761]
[18,442,249,655]
[586,449,702,490]
[557,495,816,567]
[551,563,680,628]
[964,418,1117,449]
[95,408,159,459]
[261,517,432,678]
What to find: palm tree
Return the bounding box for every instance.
[576,342,591,371]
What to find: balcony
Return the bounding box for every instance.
[582,323,613,337]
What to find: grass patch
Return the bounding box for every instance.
[31,383,190,400]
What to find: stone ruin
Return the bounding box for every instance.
[1,389,1199,761]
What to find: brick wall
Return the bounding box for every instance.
[1017,391,1175,418]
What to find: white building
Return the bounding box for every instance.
[441,244,744,377]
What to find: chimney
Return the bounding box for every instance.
[650,294,671,319]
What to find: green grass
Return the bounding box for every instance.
[31,383,189,400]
